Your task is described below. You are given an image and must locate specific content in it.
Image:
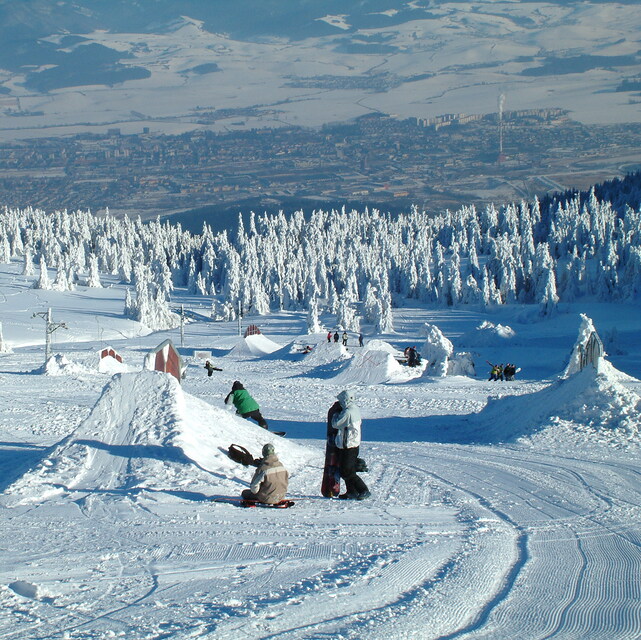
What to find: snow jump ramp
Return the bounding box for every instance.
[2,371,314,506]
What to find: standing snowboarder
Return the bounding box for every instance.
[342,331,348,347]
[241,443,289,505]
[332,390,370,500]
[333,331,339,343]
[225,381,269,429]
[327,331,332,343]
[358,334,364,348]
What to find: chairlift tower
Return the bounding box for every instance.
[32,308,67,364]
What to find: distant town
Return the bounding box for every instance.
[1,107,640,227]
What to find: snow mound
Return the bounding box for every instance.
[98,355,131,374]
[302,339,352,366]
[458,321,516,347]
[39,354,90,376]
[470,363,641,449]
[333,347,423,385]
[3,370,315,506]
[363,339,402,357]
[227,333,282,357]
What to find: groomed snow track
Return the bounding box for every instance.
[4,441,639,639]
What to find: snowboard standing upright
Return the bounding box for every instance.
[321,401,342,497]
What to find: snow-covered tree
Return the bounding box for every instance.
[420,323,453,377]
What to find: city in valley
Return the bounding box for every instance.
[1,107,640,227]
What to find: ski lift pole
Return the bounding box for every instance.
[180,304,185,348]
[32,307,67,364]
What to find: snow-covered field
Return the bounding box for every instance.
[2,1,641,142]
[0,261,640,639]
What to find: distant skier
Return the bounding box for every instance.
[334,331,339,343]
[358,334,364,348]
[225,381,269,429]
[332,390,370,500]
[241,443,289,505]
[204,360,222,377]
[504,363,517,381]
[342,331,348,347]
[407,346,421,367]
[327,331,332,343]
[487,362,503,381]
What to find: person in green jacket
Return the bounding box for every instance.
[224,381,269,429]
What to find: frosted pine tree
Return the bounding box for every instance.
[420,323,453,377]
[538,268,559,317]
[22,247,35,276]
[86,254,102,288]
[34,257,51,290]
[306,297,323,334]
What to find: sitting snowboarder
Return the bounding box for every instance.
[225,381,269,429]
[241,443,289,505]
[204,360,222,377]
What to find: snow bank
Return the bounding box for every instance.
[458,321,516,347]
[3,370,315,506]
[227,333,282,357]
[469,363,641,449]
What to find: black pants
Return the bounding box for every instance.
[338,446,368,496]
[242,410,268,429]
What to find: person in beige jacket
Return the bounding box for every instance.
[241,443,289,504]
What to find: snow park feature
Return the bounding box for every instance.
[2,370,314,507]
[227,331,282,358]
[333,340,422,385]
[146,339,184,382]
[2,188,641,639]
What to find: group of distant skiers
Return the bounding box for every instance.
[221,377,369,504]
[487,362,518,381]
[327,331,364,348]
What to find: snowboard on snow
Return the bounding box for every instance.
[321,401,342,498]
[213,497,294,509]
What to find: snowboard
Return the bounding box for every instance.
[213,497,294,509]
[241,499,294,509]
[269,431,287,437]
[321,401,342,498]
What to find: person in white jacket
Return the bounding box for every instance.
[332,390,370,500]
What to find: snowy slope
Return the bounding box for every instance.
[0,264,640,639]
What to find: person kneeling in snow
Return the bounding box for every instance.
[241,443,289,504]
[332,390,370,500]
[225,381,269,429]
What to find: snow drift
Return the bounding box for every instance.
[2,370,315,506]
